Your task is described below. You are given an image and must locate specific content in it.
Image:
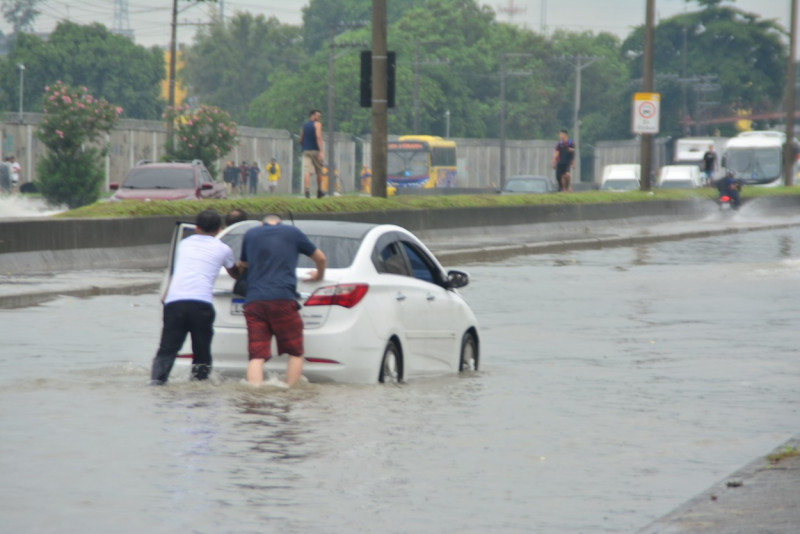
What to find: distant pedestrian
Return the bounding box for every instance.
[702,145,717,186]
[248,162,260,195]
[551,129,576,192]
[239,214,327,387]
[266,158,281,194]
[0,157,12,194]
[360,164,371,194]
[299,109,325,198]
[9,155,20,190]
[150,209,242,385]
[223,161,238,195]
[239,161,249,195]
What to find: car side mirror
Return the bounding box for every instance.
[446,269,469,289]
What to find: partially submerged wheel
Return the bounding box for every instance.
[379,340,403,383]
[459,332,479,372]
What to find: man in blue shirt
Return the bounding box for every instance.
[299,109,325,198]
[239,215,327,386]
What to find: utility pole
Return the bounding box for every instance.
[499,53,533,190]
[167,0,178,152]
[371,0,388,198]
[784,0,797,186]
[564,54,599,183]
[413,40,448,134]
[327,23,365,195]
[639,0,655,191]
[17,63,25,123]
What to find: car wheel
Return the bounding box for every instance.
[459,332,479,372]
[379,340,403,383]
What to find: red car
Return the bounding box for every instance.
[109,160,227,201]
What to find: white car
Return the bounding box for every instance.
[658,165,703,189]
[164,219,480,384]
[600,164,641,191]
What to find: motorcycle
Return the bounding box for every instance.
[716,173,742,210]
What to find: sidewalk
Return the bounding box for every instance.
[638,436,800,533]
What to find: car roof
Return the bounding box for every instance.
[507,175,550,180]
[291,220,379,240]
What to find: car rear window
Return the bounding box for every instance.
[220,224,361,269]
[123,168,195,189]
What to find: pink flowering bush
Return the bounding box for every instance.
[35,81,122,208]
[163,104,238,176]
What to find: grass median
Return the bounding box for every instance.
[57,186,800,219]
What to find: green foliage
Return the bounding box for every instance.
[182,12,305,125]
[57,186,785,219]
[2,0,41,33]
[622,5,786,138]
[163,104,239,176]
[0,21,164,119]
[35,81,121,208]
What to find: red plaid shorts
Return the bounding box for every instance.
[243,300,304,360]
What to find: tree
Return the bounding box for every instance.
[0,22,164,119]
[182,13,304,125]
[162,104,238,176]
[623,4,786,137]
[2,0,41,34]
[35,81,121,208]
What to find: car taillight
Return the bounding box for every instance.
[304,283,368,308]
[720,195,730,202]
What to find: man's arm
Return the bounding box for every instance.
[226,264,242,279]
[315,122,324,160]
[304,249,326,282]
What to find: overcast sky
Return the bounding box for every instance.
[0,0,794,53]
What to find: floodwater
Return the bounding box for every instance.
[0,195,65,218]
[2,225,800,533]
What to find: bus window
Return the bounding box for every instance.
[387,150,429,177]
[432,147,456,166]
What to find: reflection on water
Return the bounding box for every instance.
[2,226,800,533]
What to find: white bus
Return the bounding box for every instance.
[721,131,785,187]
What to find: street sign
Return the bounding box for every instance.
[632,92,660,134]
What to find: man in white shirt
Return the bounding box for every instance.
[9,155,20,189]
[150,209,241,385]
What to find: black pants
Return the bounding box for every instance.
[151,300,216,383]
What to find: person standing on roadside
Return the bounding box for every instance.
[360,164,372,194]
[551,129,576,192]
[0,157,12,194]
[238,161,248,196]
[9,155,20,191]
[299,109,325,198]
[266,157,281,194]
[248,161,260,195]
[239,214,327,387]
[702,144,717,186]
[150,209,241,385]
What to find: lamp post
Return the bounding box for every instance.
[445,109,450,138]
[18,63,25,123]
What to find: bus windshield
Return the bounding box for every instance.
[387,149,429,178]
[725,147,782,181]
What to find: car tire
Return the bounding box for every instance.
[379,340,403,383]
[459,331,479,372]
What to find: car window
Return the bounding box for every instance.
[298,235,360,269]
[400,241,440,285]
[200,169,213,184]
[123,168,195,189]
[374,241,410,275]
[220,224,360,269]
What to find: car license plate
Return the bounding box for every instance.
[231,298,245,315]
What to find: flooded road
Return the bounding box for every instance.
[2,226,799,533]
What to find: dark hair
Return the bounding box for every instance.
[560,129,568,135]
[309,109,321,117]
[196,209,222,233]
[225,208,249,226]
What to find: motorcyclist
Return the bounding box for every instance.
[716,170,741,209]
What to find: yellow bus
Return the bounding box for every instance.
[387,135,457,189]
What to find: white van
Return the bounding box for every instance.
[658,165,703,189]
[600,164,640,191]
